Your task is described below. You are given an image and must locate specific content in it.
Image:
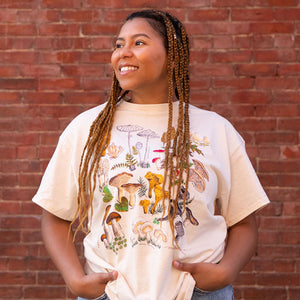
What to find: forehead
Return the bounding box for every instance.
[118,18,163,40]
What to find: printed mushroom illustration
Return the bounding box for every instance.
[141,223,153,242]
[101,234,109,248]
[106,212,123,238]
[102,205,112,243]
[116,124,143,156]
[154,229,167,246]
[139,199,151,214]
[121,183,142,207]
[98,158,110,189]
[137,129,160,168]
[184,207,199,226]
[109,172,133,203]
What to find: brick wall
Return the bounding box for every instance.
[0,0,299,299]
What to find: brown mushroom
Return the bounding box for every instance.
[121,183,142,207]
[139,199,151,214]
[109,172,133,203]
[106,212,122,237]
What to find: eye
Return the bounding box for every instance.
[135,40,145,46]
[114,43,123,49]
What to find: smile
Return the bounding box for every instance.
[120,66,138,72]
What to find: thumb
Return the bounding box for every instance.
[99,270,118,283]
[173,260,196,273]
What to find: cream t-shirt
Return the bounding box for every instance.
[33,100,269,300]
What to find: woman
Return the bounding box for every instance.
[33,10,269,300]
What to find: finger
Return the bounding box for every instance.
[173,260,196,273]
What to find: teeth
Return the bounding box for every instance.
[120,66,138,72]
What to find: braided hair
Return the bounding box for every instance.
[72,10,190,247]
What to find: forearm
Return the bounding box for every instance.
[41,209,85,293]
[219,213,258,283]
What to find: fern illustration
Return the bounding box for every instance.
[126,153,138,167]
[111,163,129,171]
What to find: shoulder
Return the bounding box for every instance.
[189,104,234,129]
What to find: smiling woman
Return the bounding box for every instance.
[32,9,269,300]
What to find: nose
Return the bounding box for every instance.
[118,45,133,58]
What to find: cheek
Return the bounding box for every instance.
[111,52,118,71]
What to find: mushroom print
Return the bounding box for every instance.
[109,172,133,203]
[121,183,142,207]
[106,212,123,238]
[116,124,143,170]
[97,158,109,190]
[139,199,151,214]
[137,129,160,168]
[184,207,199,226]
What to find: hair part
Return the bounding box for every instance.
[72,9,191,248]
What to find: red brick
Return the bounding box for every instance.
[39,78,80,91]
[213,77,254,89]
[212,0,254,6]
[273,91,300,103]
[274,35,295,48]
[188,9,229,21]
[278,64,300,75]
[255,0,299,6]
[231,91,272,104]
[211,50,252,62]
[256,77,298,89]
[235,63,277,76]
[82,23,120,36]
[232,9,273,21]
[0,51,37,64]
[41,0,81,8]
[243,287,287,299]
[256,132,298,145]
[39,24,79,36]
[253,34,274,48]
[0,24,36,36]
[170,0,210,7]
[0,287,23,299]
[209,22,250,35]
[24,286,66,299]
[213,36,233,48]
[0,78,38,90]
[0,0,39,9]
[254,49,297,62]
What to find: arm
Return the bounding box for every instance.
[41,209,117,299]
[173,213,258,291]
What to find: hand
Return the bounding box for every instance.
[173,261,232,292]
[69,271,118,299]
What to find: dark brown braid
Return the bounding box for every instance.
[71,10,190,247]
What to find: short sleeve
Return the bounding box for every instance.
[222,135,269,227]
[32,133,78,221]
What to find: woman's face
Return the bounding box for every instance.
[111,18,168,98]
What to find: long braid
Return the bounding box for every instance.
[71,10,191,248]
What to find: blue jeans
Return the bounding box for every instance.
[77,284,234,300]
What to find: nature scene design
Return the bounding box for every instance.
[97,124,210,254]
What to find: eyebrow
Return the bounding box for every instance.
[116,33,151,41]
